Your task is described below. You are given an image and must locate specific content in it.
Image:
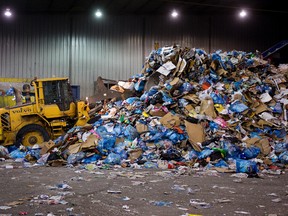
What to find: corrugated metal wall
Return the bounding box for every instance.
[0,15,70,79]
[71,16,143,98]
[144,16,210,56]
[210,15,287,53]
[1,14,288,98]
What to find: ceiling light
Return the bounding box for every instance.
[4,8,12,17]
[239,9,247,18]
[95,9,103,18]
[171,10,178,18]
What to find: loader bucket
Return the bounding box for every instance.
[88,76,122,102]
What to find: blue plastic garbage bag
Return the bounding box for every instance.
[96,126,109,137]
[9,149,27,158]
[209,121,219,132]
[113,142,126,152]
[133,100,144,108]
[147,86,159,96]
[271,103,282,114]
[186,150,199,160]
[278,151,288,164]
[178,98,189,107]
[233,80,243,90]
[221,141,241,159]
[210,92,225,104]
[112,124,124,137]
[246,58,254,66]
[142,152,158,160]
[236,159,258,173]
[146,67,153,75]
[104,152,121,165]
[162,92,174,105]
[163,130,182,144]
[82,154,101,164]
[140,91,149,101]
[97,134,116,155]
[229,101,249,113]
[113,142,128,159]
[214,159,228,167]
[240,146,260,159]
[124,97,139,105]
[134,109,143,114]
[211,52,221,61]
[196,48,207,56]
[29,147,41,160]
[92,118,104,127]
[198,149,214,159]
[209,70,219,82]
[124,125,139,140]
[274,142,288,153]
[272,129,286,139]
[164,83,173,91]
[117,149,128,160]
[134,79,145,92]
[54,135,65,145]
[67,151,86,164]
[7,145,18,153]
[144,161,158,169]
[179,82,193,93]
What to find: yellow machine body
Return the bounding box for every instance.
[0,77,90,147]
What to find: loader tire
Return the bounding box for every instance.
[16,124,50,147]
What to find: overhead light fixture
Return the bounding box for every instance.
[239,9,247,18]
[171,10,178,18]
[95,9,103,18]
[4,8,12,17]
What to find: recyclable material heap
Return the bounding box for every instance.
[3,45,288,174]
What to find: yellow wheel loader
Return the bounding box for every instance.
[0,77,90,147]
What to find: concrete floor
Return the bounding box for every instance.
[0,160,287,216]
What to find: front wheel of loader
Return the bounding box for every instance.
[16,124,50,148]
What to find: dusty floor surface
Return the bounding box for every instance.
[0,160,287,216]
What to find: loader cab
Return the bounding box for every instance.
[31,77,78,119]
[42,79,74,111]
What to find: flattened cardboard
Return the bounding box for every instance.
[213,167,235,173]
[160,112,181,128]
[184,104,197,116]
[170,77,180,86]
[255,138,271,155]
[81,134,98,149]
[116,137,124,144]
[183,94,200,104]
[40,140,55,155]
[149,104,167,117]
[244,137,261,147]
[110,85,125,93]
[68,143,82,154]
[136,122,148,133]
[149,109,166,117]
[200,98,217,118]
[128,148,143,161]
[254,103,269,114]
[185,120,205,149]
[217,68,228,76]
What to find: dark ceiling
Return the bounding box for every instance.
[1,0,288,16]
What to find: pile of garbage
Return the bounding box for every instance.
[2,45,288,174]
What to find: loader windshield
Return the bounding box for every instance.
[43,79,74,111]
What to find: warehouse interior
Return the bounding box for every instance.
[0,1,288,215]
[0,0,288,98]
